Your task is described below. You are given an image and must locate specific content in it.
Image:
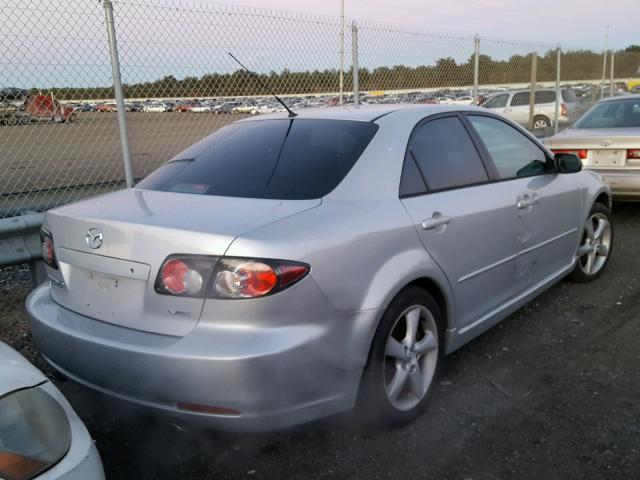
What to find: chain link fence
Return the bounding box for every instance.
[1,0,636,221]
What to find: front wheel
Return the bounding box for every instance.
[569,202,613,282]
[359,287,442,426]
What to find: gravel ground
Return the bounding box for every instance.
[1,204,639,480]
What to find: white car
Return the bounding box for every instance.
[0,342,104,480]
[481,88,580,130]
[452,96,474,105]
[142,103,167,113]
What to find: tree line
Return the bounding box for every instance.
[45,47,640,100]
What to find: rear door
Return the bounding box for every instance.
[465,114,581,291]
[400,114,520,330]
[509,92,531,126]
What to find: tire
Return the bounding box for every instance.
[533,115,551,130]
[67,112,77,123]
[359,286,443,427]
[569,202,613,283]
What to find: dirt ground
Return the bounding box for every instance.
[1,204,639,480]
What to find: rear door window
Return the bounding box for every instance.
[511,92,530,107]
[535,91,556,104]
[405,116,488,192]
[468,115,552,179]
[137,119,378,200]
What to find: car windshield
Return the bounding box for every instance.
[573,98,640,129]
[137,118,378,200]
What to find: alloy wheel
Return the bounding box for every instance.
[384,305,439,411]
[577,212,612,276]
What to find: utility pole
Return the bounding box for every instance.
[339,0,345,106]
[600,24,609,100]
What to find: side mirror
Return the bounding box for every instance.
[554,153,582,174]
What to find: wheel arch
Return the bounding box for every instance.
[363,274,454,365]
[594,191,611,210]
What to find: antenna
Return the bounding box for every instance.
[227,52,297,118]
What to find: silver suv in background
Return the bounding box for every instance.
[481,88,579,129]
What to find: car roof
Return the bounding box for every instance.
[236,103,479,123]
[597,93,640,104]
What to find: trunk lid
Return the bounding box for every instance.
[45,188,319,336]
[547,128,640,168]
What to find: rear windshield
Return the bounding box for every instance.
[573,98,640,129]
[561,89,577,103]
[137,118,378,200]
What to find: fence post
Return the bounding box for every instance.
[609,51,615,97]
[339,0,344,105]
[528,51,537,131]
[352,22,359,106]
[554,45,561,134]
[473,35,480,105]
[102,0,134,188]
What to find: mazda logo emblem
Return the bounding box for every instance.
[86,228,103,249]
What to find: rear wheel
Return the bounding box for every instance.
[569,202,613,282]
[359,287,442,426]
[532,115,551,130]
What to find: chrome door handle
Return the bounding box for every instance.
[517,194,539,209]
[421,214,452,230]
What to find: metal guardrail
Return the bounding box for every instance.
[0,213,43,267]
[0,213,45,287]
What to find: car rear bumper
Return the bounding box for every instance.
[589,169,640,198]
[27,283,375,432]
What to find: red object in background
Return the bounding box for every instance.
[24,93,75,120]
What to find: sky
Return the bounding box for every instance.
[202,0,637,51]
[2,0,636,90]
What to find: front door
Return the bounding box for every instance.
[465,114,581,291]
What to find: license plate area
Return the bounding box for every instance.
[52,248,150,326]
[589,149,626,167]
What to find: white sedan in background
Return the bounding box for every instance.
[142,103,167,113]
[0,342,104,480]
[546,95,640,198]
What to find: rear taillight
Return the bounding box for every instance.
[627,149,640,160]
[552,149,588,160]
[560,103,567,116]
[40,229,58,269]
[155,255,309,299]
[161,259,204,295]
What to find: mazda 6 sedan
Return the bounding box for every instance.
[546,94,640,198]
[27,104,612,431]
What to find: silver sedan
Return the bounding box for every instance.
[27,104,612,431]
[546,94,640,198]
[0,342,104,480]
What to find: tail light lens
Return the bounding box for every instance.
[155,255,309,299]
[40,228,57,269]
[627,149,640,160]
[560,103,567,116]
[552,148,588,160]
